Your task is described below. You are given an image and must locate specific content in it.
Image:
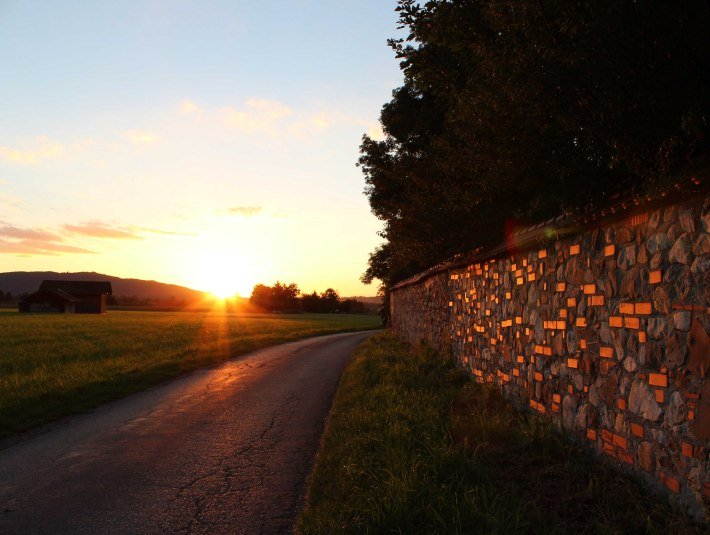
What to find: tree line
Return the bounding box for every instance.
[360,1,709,314]
[249,282,366,313]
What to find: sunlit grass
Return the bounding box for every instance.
[299,333,703,534]
[0,310,380,438]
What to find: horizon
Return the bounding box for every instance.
[0,269,383,300]
[0,2,403,297]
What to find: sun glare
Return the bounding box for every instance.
[192,252,256,299]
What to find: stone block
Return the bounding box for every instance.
[693,233,710,256]
[629,379,661,421]
[673,311,691,331]
[652,286,671,314]
[687,319,709,378]
[617,244,637,270]
[666,391,686,425]
[647,317,669,339]
[637,441,655,472]
[646,233,671,254]
[669,233,694,264]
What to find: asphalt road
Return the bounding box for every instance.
[0,330,378,534]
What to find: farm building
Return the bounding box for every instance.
[19,280,113,314]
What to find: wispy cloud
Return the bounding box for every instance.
[221,99,293,135]
[0,136,64,164]
[179,96,382,143]
[133,226,196,237]
[0,225,62,242]
[179,98,201,115]
[124,130,159,145]
[0,219,192,256]
[0,238,94,256]
[225,206,262,217]
[0,223,95,256]
[63,221,143,240]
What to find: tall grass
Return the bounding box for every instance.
[0,310,379,438]
[299,333,703,534]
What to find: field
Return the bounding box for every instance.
[0,310,380,439]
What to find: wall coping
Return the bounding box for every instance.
[391,177,707,292]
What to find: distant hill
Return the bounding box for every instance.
[0,272,204,302]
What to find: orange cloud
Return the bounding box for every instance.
[63,221,143,240]
[0,225,62,242]
[0,223,96,256]
[0,238,94,255]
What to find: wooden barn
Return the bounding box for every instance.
[19,280,113,314]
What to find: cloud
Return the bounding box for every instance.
[62,221,143,240]
[0,136,64,164]
[124,130,159,145]
[181,95,381,143]
[0,225,62,242]
[221,99,292,135]
[0,219,191,256]
[0,223,95,256]
[226,206,262,217]
[288,112,332,139]
[179,99,201,115]
[132,226,196,237]
[0,238,94,256]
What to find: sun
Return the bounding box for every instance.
[192,252,256,299]
[210,284,238,300]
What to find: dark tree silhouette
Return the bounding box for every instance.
[249,282,301,312]
[360,0,710,304]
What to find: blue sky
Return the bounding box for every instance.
[0,1,403,296]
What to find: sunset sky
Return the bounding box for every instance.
[0,1,403,297]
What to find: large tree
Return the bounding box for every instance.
[360,0,710,297]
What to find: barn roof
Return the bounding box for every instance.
[20,288,81,303]
[39,280,113,295]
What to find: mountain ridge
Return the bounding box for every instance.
[0,271,204,301]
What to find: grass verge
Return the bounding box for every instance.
[0,310,379,439]
[298,332,703,534]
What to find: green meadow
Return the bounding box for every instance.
[0,310,380,439]
[299,333,702,534]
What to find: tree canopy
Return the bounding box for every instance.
[249,283,366,314]
[360,0,709,295]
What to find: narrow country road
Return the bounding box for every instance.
[0,330,378,534]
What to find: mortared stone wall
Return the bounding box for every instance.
[390,193,709,518]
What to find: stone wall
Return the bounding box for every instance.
[390,193,709,518]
